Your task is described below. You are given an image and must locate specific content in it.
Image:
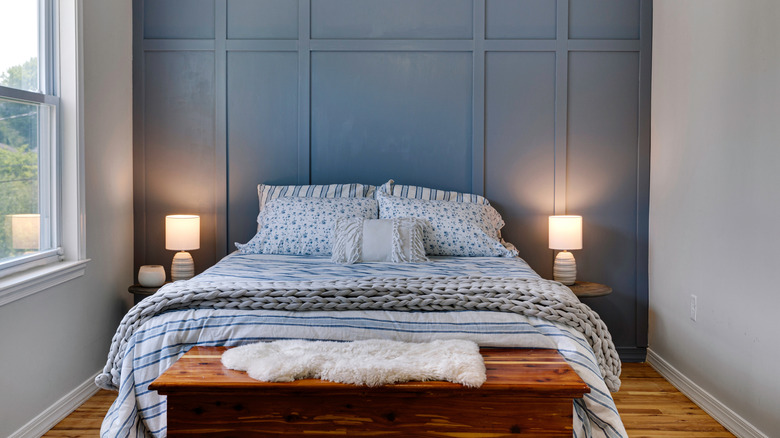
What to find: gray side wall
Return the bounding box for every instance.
[0,1,134,435]
[650,1,780,435]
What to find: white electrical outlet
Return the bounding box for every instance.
[690,295,697,322]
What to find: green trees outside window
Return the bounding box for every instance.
[0,58,40,260]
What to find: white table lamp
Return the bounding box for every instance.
[549,215,582,286]
[166,215,200,281]
[11,214,40,251]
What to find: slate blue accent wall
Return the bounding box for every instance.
[133,0,652,360]
[311,51,474,191]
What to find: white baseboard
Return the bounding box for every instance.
[9,371,101,438]
[646,349,768,438]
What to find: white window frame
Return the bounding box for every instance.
[0,0,87,306]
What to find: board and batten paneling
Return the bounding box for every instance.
[567,51,642,349]
[226,51,299,248]
[484,51,556,283]
[139,50,217,275]
[485,0,557,39]
[310,0,474,39]
[133,0,652,360]
[310,51,473,191]
[227,0,298,39]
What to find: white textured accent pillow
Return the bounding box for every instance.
[331,217,429,264]
[237,197,378,256]
[377,191,517,257]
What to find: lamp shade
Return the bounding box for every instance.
[165,215,200,251]
[548,215,582,250]
[11,214,40,250]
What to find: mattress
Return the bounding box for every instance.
[100,253,626,438]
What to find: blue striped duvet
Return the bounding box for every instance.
[101,254,627,437]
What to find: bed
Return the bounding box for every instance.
[97,182,627,437]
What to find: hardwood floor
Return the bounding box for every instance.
[41,389,115,437]
[616,364,735,438]
[43,363,735,437]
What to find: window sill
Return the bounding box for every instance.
[0,259,90,307]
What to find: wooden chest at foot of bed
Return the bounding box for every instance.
[149,346,589,437]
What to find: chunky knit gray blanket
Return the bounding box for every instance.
[96,276,621,392]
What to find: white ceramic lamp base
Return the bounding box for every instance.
[171,251,194,281]
[553,250,577,286]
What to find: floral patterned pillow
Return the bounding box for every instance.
[237,197,378,256]
[377,192,517,257]
[256,182,379,231]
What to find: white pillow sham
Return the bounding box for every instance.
[377,192,516,257]
[331,217,429,264]
[237,197,378,256]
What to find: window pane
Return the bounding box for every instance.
[0,99,42,260]
[0,1,40,92]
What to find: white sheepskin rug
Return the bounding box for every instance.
[221,339,486,388]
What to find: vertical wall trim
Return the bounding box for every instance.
[553,0,569,215]
[635,0,653,348]
[472,0,486,196]
[214,0,228,256]
[297,0,312,184]
[132,0,146,279]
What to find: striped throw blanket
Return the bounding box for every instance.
[96,276,621,392]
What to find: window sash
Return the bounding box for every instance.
[0,0,60,279]
[0,85,59,106]
[0,97,60,275]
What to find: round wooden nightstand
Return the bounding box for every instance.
[567,281,612,298]
[128,284,167,305]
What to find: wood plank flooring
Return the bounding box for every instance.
[615,364,735,438]
[42,363,735,437]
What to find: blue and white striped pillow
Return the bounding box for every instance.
[258,182,377,213]
[380,180,490,205]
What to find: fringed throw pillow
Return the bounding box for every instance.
[331,217,429,264]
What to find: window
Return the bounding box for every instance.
[0,0,86,301]
[0,0,61,278]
